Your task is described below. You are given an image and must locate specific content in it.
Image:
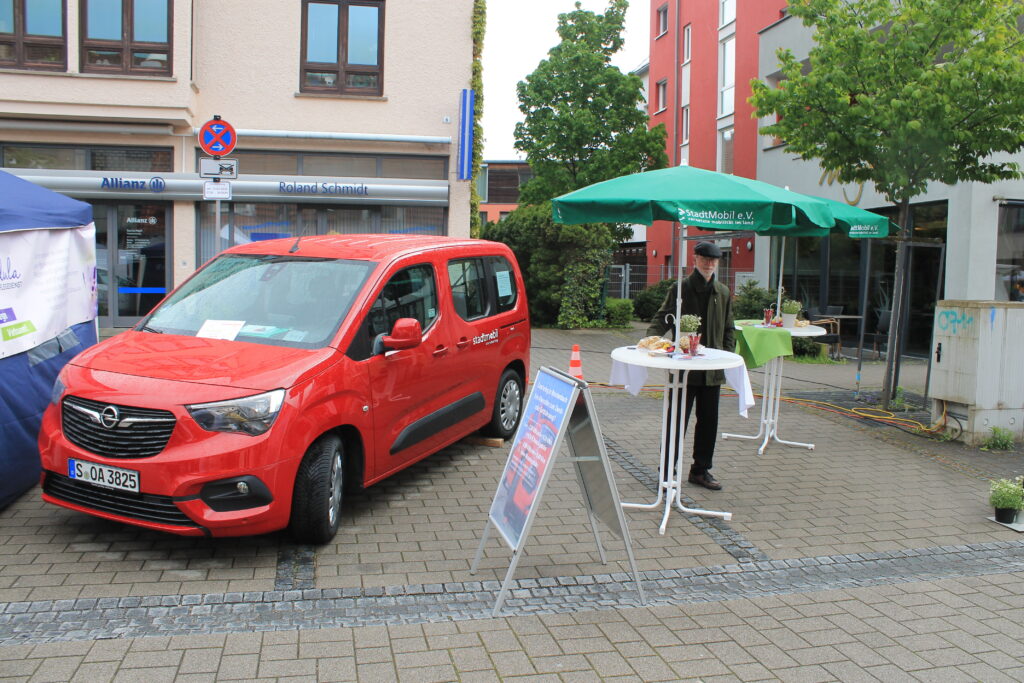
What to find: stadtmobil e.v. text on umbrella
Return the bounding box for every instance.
[551,165,836,235]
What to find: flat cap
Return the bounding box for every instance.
[693,241,722,258]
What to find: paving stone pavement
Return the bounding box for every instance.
[2,326,1023,681]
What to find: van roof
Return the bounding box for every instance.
[224,234,502,261]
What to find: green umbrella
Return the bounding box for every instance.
[552,166,846,343]
[551,165,836,236]
[806,195,891,238]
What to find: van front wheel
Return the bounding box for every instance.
[289,434,344,544]
[484,369,523,440]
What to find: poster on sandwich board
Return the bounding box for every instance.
[473,366,644,614]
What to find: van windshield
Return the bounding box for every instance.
[142,254,375,348]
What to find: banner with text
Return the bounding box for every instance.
[0,224,97,359]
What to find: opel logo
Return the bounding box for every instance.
[149,176,166,193]
[100,405,121,429]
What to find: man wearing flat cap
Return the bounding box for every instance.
[646,240,735,490]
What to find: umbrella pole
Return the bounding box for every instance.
[675,228,683,344]
[855,241,871,397]
[775,236,785,314]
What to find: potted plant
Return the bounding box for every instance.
[989,477,1024,524]
[780,299,802,328]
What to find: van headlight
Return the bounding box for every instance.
[186,389,286,436]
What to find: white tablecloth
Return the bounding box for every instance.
[609,347,754,417]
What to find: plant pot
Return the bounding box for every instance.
[781,313,797,328]
[994,507,1019,524]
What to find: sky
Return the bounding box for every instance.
[481,0,649,160]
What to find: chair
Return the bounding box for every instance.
[826,305,844,315]
[802,307,841,358]
[867,310,891,359]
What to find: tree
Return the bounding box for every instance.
[750,0,1024,406]
[482,202,623,327]
[514,0,667,204]
[506,0,666,326]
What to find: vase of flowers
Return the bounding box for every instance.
[780,299,801,328]
[679,314,701,357]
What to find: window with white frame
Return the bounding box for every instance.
[656,5,668,36]
[681,106,690,143]
[718,127,734,174]
[720,0,735,26]
[656,79,667,112]
[719,36,735,116]
[683,24,691,62]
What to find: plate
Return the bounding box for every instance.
[68,458,140,493]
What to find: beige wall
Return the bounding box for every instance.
[1,0,475,289]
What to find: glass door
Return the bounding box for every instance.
[93,202,170,327]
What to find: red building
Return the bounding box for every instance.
[645,0,788,288]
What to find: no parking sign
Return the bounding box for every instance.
[198,117,237,156]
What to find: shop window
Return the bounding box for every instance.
[304,154,376,177]
[1,143,172,171]
[997,204,1024,301]
[0,0,66,71]
[301,0,383,96]
[381,157,445,180]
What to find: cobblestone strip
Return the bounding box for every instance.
[602,436,770,563]
[4,540,1022,645]
[274,544,316,591]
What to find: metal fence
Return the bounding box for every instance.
[605,263,737,301]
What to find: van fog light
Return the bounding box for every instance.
[187,389,285,436]
[200,476,273,512]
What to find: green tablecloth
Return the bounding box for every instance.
[734,321,793,368]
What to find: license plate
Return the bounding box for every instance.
[68,459,140,493]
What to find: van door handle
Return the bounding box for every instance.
[456,337,470,349]
[433,345,448,357]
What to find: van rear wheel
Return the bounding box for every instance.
[289,435,344,545]
[484,369,523,440]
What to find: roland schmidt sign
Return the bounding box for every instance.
[278,181,369,197]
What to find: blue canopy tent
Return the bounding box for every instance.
[0,171,97,509]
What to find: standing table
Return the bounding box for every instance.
[722,324,826,455]
[610,346,747,534]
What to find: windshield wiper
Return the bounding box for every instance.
[139,325,164,334]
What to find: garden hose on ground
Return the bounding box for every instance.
[586,381,955,438]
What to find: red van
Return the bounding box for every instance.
[38,235,530,543]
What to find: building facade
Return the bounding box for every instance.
[645,0,785,290]
[1,0,475,329]
[477,160,532,225]
[755,11,1024,354]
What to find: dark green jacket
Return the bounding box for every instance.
[646,270,735,385]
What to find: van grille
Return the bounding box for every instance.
[43,472,198,528]
[62,395,176,458]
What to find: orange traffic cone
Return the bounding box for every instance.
[569,344,584,381]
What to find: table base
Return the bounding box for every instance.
[620,370,732,534]
[722,355,814,455]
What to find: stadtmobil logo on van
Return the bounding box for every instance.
[473,329,499,345]
[38,235,530,545]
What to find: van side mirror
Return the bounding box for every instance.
[379,318,422,352]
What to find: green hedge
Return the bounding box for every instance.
[605,298,633,327]
[633,278,676,323]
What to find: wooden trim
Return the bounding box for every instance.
[79,0,172,76]
[0,0,67,71]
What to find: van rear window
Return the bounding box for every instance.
[141,254,374,348]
